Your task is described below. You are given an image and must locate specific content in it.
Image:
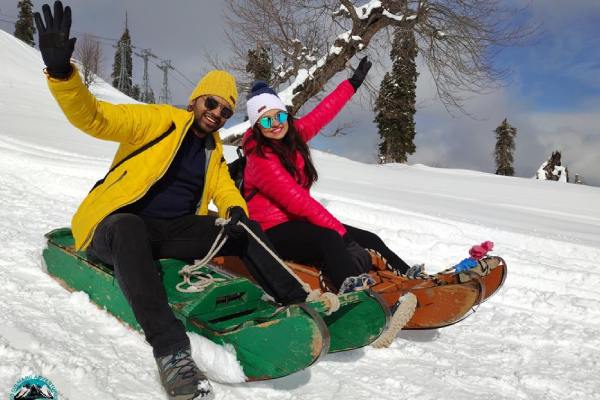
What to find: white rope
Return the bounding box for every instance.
[306,290,340,316]
[175,220,230,293]
[175,218,329,302]
[320,292,341,316]
[234,220,315,295]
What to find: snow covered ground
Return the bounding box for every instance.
[1,30,599,399]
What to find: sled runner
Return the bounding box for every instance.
[42,228,389,380]
[213,253,507,330]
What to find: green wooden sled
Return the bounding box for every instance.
[43,228,388,381]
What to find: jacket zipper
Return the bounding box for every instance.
[195,148,214,215]
[80,117,195,250]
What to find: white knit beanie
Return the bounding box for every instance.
[246,81,287,127]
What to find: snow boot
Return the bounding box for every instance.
[155,348,214,400]
[371,292,417,348]
[404,264,429,279]
[338,273,376,293]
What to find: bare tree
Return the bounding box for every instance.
[222,0,534,114]
[75,33,102,88]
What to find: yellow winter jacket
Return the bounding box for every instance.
[47,66,247,251]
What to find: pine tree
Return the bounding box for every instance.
[111,14,134,96]
[131,84,141,101]
[14,0,35,46]
[246,44,273,84]
[144,87,156,104]
[374,28,418,163]
[494,118,517,176]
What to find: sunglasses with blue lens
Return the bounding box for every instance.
[259,111,288,129]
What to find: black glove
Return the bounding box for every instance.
[223,206,249,239]
[348,56,372,92]
[343,234,373,273]
[34,1,76,79]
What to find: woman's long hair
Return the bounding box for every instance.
[249,117,318,188]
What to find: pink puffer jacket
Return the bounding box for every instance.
[242,80,355,236]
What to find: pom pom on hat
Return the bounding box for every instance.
[248,80,278,99]
[246,80,287,127]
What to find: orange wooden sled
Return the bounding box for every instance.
[210,255,507,330]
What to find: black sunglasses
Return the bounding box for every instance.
[204,97,234,119]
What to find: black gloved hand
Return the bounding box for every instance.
[34,1,76,79]
[348,56,372,92]
[223,206,249,239]
[343,234,373,273]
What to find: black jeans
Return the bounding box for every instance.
[266,221,410,289]
[344,224,410,274]
[88,213,307,357]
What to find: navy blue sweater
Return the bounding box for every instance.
[122,129,207,218]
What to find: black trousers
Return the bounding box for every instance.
[344,224,410,274]
[87,213,308,358]
[266,221,410,289]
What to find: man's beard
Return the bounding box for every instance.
[192,112,223,136]
[191,119,213,136]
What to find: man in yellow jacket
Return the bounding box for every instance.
[35,2,309,400]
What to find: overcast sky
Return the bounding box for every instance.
[1,0,599,186]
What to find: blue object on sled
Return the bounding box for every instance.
[454,257,478,273]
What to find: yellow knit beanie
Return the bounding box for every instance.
[188,70,238,109]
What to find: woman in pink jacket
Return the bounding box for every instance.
[242,57,412,293]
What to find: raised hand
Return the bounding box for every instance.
[348,56,372,92]
[34,1,76,79]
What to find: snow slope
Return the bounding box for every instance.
[1,30,599,400]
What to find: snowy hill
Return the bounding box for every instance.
[1,30,599,400]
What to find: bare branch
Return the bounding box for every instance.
[75,33,102,87]
[222,0,536,114]
[321,120,354,137]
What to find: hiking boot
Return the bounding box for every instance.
[371,292,417,348]
[338,273,376,294]
[404,264,429,280]
[155,348,214,400]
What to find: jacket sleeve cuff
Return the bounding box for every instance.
[46,64,82,90]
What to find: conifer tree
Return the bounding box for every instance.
[374,28,418,163]
[14,0,35,46]
[144,87,156,104]
[131,84,141,101]
[246,44,273,84]
[111,14,134,96]
[494,118,517,176]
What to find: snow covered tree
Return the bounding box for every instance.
[14,0,35,46]
[246,44,273,84]
[75,34,102,88]
[222,0,534,115]
[494,118,517,176]
[111,14,134,96]
[536,151,569,182]
[375,28,418,163]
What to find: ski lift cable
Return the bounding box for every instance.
[149,58,193,90]
[172,67,196,87]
